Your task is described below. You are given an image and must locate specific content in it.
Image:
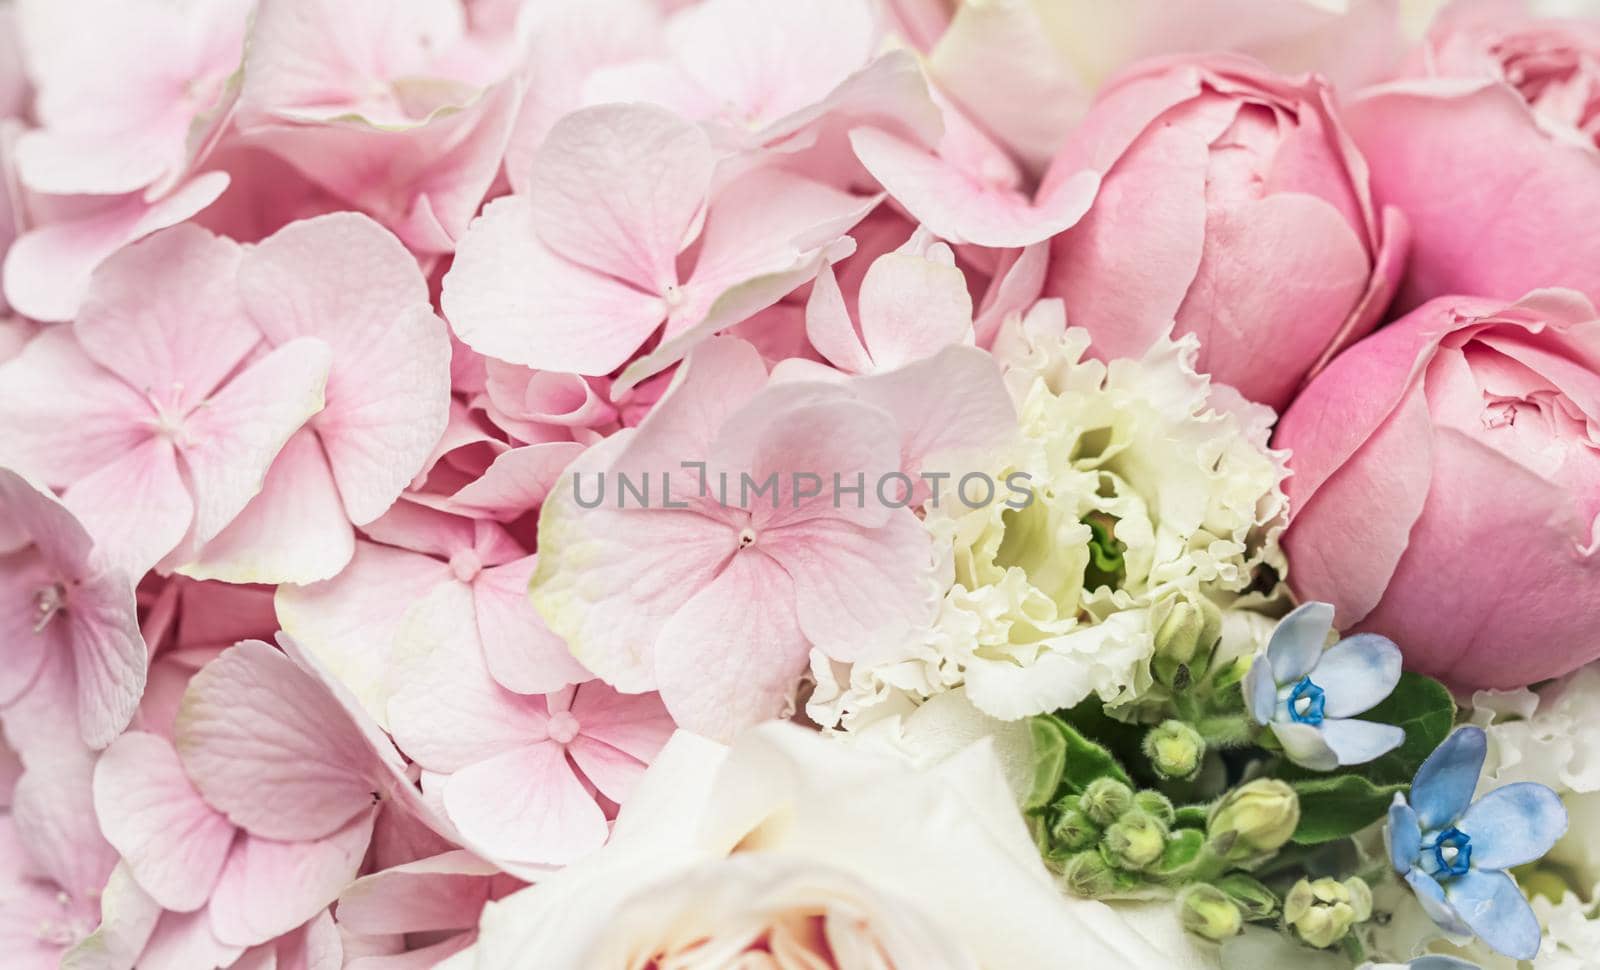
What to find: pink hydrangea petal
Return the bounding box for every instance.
[336,851,501,937]
[442,194,668,375]
[207,813,376,949]
[473,558,591,696]
[238,213,450,525]
[851,126,1101,248]
[529,103,714,292]
[73,226,256,406]
[11,745,117,899]
[175,640,390,841]
[441,743,608,866]
[441,441,587,522]
[850,344,1018,498]
[1,171,229,322]
[178,336,333,548]
[763,512,939,664]
[566,682,674,764]
[387,617,549,773]
[92,732,233,913]
[275,539,452,729]
[855,251,973,370]
[62,576,149,750]
[137,907,244,970]
[567,736,648,804]
[803,263,874,374]
[62,435,192,579]
[0,552,65,708]
[177,428,354,585]
[653,550,809,741]
[239,0,469,125]
[0,328,151,487]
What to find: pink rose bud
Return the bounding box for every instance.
[1276,289,1600,691]
[1345,6,1600,311]
[1042,54,1407,410]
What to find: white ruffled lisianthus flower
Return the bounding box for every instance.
[1365,664,1600,969]
[810,300,1288,729]
[434,723,1178,970]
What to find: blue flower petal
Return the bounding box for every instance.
[1266,602,1334,683]
[1388,794,1422,872]
[1320,717,1405,766]
[1412,727,1487,831]
[1410,958,1483,970]
[1444,868,1543,961]
[1457,782,1569,871]
[1243,653,1277,724]
[1311,633,1402,718]
[1272,720,1339,772]
[1405,868,1472,938]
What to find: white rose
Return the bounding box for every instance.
[440,723,1177,970]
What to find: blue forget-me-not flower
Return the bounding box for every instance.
[1386,726,1568,960]
[1244,602,1405,771]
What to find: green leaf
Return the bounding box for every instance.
[1151,827,1206,882]
[1058,700,1153,784]
[1356,672,1457,785]
[1289,774,1408,844]
[1173,804,1210,830]
[1027,714,1131,811]
[1025,716,1069,813]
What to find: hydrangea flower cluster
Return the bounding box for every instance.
[0,2,1597,970]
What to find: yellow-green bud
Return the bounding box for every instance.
[1153,593,1223,688]
[1284,877,1371,949]
[1144,720,1206,781]
[1103,811,1168,872]
[1133,789,1176,826]
[1082,778,1135,826]
[1207,780,1300,862]
[1050,795,1100,851]
[1180,884,1243,942]
[1214,872,1280,921]
[1062,850,1120,898]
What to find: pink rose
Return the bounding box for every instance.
[1345,6,1600,309]
[1276,289,1600,690]
[1042,55,1407,409]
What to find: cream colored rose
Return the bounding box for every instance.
[439,723,1176,970]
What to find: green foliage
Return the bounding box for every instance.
[1287,774,1409,845]
[1356,672,1456,785]
[1027,714,1132,810]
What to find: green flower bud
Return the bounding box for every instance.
[1152,594,1223,688]
[1082,778,1135,826]
[1050,795,1100,852]
[1207,780,1300,862]
[1283,877,1371,949]
[1133,789,1177,826]
[1214,873,1280,921]
[1179,884,1243,942]
[1062,850,1120,898]
[1143,720,1206,781]
[1103,811,1169,872]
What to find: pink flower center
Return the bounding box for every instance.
[546,711,580,745]
[33,582,66,633]
[448,549,482,583]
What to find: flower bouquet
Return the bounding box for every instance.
[1,0,1598,968]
